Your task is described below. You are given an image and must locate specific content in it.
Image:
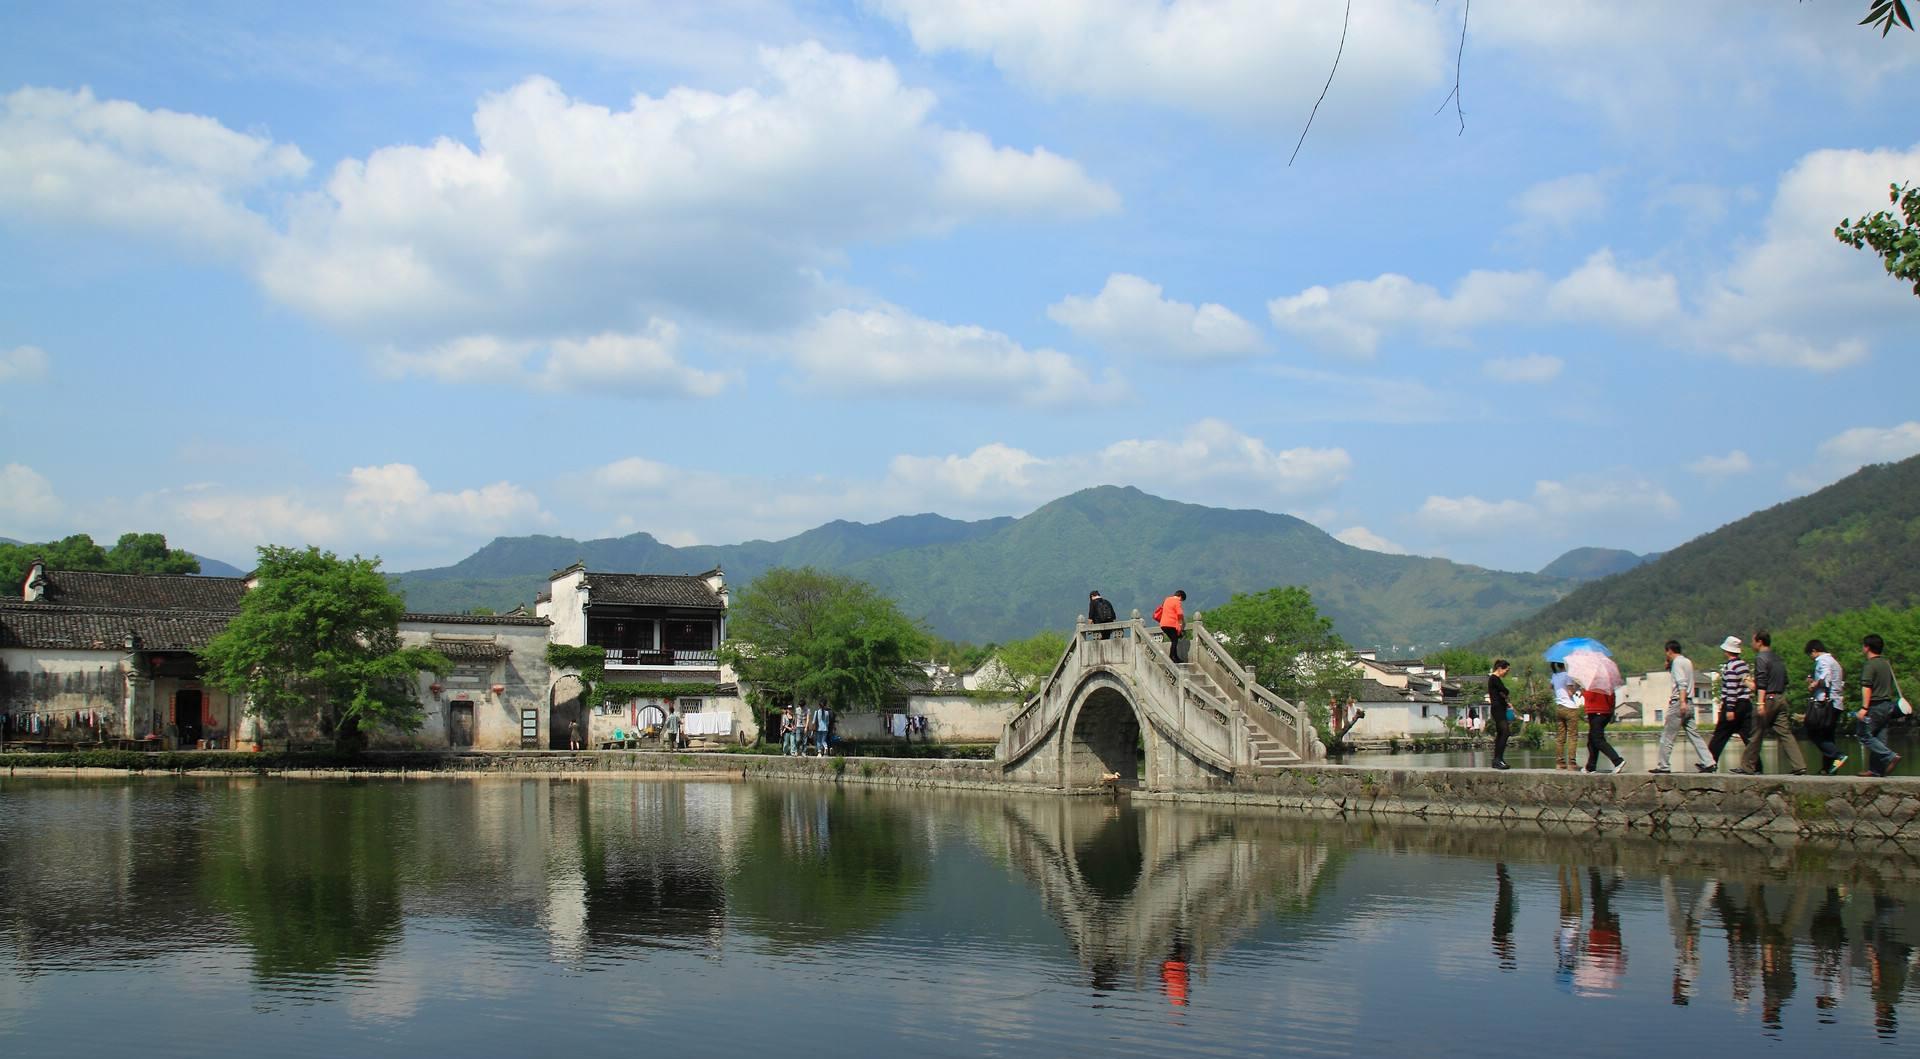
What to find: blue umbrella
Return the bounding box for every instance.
[1544,637,1611,662]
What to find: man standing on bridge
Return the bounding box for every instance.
[1088,589,1116,639]
[1154,589,1186,662]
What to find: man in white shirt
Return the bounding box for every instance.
[1652,640,1714,774]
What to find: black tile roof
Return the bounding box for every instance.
[0,604,233,651]
[401,613,550,627]
[428,640,514,661]
[36,570,248,612]
[585,573,723,609]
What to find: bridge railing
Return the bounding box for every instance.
[1187,619,1325,762]
[1133,619,1240,771]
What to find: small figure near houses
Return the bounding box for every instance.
[665,705,684,750]
[568,717,582,751]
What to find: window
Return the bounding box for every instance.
[677,697,705,713]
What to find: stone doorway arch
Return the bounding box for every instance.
[549,674,587,749]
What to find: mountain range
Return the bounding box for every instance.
[1479,455,1920,670]
[391,486,1571,649]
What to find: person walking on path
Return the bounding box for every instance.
[1804,641,1847,774]
[1708,636,1757,770]
[1550,662,1582,770]
[1652,640,1715,774]
[1487,660,1515,769]
[1154,590,1187,662]
[780,705,797,756]
[1735,630,1807,775]
[1088,590,1117,639]
[1582,673,1626,774]
[813,702,833,756]
[1857,634,1903,777]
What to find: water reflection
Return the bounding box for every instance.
[1,776,1917,1055]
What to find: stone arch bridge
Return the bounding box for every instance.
[996,613,1325,792]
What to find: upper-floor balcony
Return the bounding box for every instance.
[603,647,720,670]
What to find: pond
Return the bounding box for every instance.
[1,775,1915,1056]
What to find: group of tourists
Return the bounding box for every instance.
[1482,630,1907,778]
[777,703,833,756]
[1651,631,1906,778]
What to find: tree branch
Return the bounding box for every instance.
[1289,0,1353,167]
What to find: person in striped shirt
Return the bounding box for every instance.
[1707,636,1757,771]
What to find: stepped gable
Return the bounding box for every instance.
[0,603,233,651]
[582,572,723,609]
[37,569,248,612]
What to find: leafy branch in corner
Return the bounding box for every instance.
[1835,182,1920,296]
[1856,0,1914,36]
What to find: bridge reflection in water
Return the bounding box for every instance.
[2,776,1916,1054]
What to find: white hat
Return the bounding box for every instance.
[1719,635,1743,654]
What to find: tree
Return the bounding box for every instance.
[980,630,1070,697]
[1425,647,1492,677]
[199,545,448,752]
[1,531,201,588]
[1836,182,1920,297]
[719,567,930,711]
[1204,586,1359,739]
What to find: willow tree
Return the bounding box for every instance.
[200,545,448,751]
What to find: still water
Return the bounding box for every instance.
[1,776,1915,1057]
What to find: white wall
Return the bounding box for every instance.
[395,619,552,751]
[832,694,1019,743]
[1,646,128,740]
[1349,703,1451,740]
[546,568,587,647]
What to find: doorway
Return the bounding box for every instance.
[174,689,204,746]
[450,701,476,748]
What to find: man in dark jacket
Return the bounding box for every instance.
[1088,590,1117,638]
[1736,630,1807,775]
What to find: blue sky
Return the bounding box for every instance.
[2,1,1917,573]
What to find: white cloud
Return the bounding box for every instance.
[0,52,1117,384]
[1481,354,1563,384]
[1335,526,1406,554]
[256,46,1117,341]
[1510,172,1609,235]
[873,0,1449,126]
[0,463,63,530]
[1090,419,1352,498]
[0,344,49,383]
[0,85,308,258]
[1047,274,1265,358]
[1687,450,1753,477]
[1268,250,1667,358]
[1275,141,1917,373]
[1417,476,1678,535]
[792,304,1110,404]
[1816,422,1920,470]
[383,323,733,398]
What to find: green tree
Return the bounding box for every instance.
[1425,647,1493,677]
[1,531,201,587]
[980,630,1070,697]
[199,545,448,751]
[720,567,930,711]
[1204,586,1358,739]
[1836,181,1920,296]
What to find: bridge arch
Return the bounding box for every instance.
[1058,669,1152,789]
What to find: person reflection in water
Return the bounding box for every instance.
[1662,876,1715,1006]
[1554,865,1583,992]
[1492,863,1517,971]
[1575,868,1627,996]
[1868,894,1913,1036]
[1757,886,1807,1035]
[1160,938,1192,1008]
[1809,887,1851,1024]
[1714,883,1761,1011]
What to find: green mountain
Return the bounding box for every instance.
[1480,455,1920,671]
[191,554,246,577]
[390,513,1013,615]
[393,486,1570,649]
[1538,547,1659,582]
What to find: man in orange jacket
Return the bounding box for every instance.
[1153,590,1186,661]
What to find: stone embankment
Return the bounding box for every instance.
[9,750,1918,842]
[1141,764,1920,842]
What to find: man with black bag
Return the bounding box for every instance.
[1804,639,1846,775]
[1088,590,1117,639]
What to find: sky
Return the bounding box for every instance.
[1,1,1917,574]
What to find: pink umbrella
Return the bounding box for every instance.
[1564,649,1623,693]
